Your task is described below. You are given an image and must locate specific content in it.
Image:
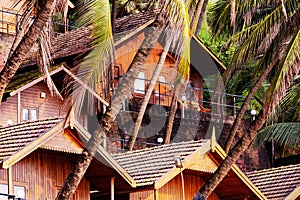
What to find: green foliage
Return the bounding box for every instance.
[198,26,235,68]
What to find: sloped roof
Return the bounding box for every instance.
[113,140,210,187]
[21,9,226,72]
[22,10,159,67]
[0,117,64,167]
[247,164,300,200]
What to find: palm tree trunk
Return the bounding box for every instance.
[224,55,279,153]
[111,0,117,34]
[196,110,268,198]
[164,86,180,144]
[128,38,171,150]
[190,0,204,33]
[195,0,208,35]
[56,17,165,200]
[0,0,56,103]
[194,60,300,200]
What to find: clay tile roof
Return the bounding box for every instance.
[247,164,300,200]
[114,10,158,38]
[0,117,63,161]
[22,10,159,67]
[22,27,92,66]
[113,140,209,187]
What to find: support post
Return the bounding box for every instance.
[17,92,21,123]
[7,167,13,199]
[111,177,115,200]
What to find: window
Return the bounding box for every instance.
[22,108,29,121]
[22,108,38,121]
[0,184,26,200]
[134,72,145,94]
[31,109,38,121]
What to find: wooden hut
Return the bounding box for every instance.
[0,65,66,127]
[89,139,266,200]
[0,117,136,199]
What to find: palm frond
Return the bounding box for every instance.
[68,0,114,115]
[160,0,191,82]
[223,0,300,83]
[230,0,299,65]
[256,122,300,147]
[264,22,300,112]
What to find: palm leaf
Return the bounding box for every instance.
[69,0,114,115]
[256,122,300,147]
[264,22,300,112]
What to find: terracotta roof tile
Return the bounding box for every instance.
[113,140,209,186]
[0,117,64,161]
[247,164,300,199]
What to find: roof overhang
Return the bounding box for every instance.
[1,120,65,168]
[9,66,65,97]
[150,140,266,199]
[154,140,212,189]
[285,186,300,200]
[211,144,267,200]
[72,120,137,188]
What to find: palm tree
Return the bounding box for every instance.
[56,0,192,199]
[128,38,172,150]
[0,0,57,102]
[193,0,300,198]
[255,78,300,152]
[195,0,208,35]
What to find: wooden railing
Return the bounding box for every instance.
[0,8,20,34]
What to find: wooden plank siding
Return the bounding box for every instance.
[0,94,18,126]
[115,32,177,106]
[130,173,219,200]
[0,149,89,199]
[0,82,66,127]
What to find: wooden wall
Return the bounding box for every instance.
[0,149,89,200]
[0,82,66,126]
[115,32,177,106]
[130,173,220,200]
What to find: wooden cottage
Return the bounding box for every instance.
[0,65,67,127]
[19,10,226,111]
[247,164,300,200]
[0,117,136,199]
[89,139,266,200]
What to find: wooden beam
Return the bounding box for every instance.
[17,92,20,123]
[114,19,155,47]
[214,144,267,200]
[7,167,13,199]
[111,177,115,200]
[154,141,211,189]
[2,121,64,168]
[74,120,136,188]
[192,35,227,71]
[62,67,109,107]
[10,66,64,97]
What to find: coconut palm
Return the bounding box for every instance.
[193,0,300,198]
[56,0,192,198]
[255,78,300,151]
[0,0,63,102]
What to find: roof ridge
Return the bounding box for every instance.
[0,116,65,131]
[115,9,160,23]
[114,139,208,156]
[247,163,300,175]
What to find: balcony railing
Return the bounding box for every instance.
[0,8,76,35]
[122,77,251,118]
[0,8,21,34]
